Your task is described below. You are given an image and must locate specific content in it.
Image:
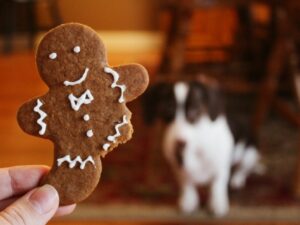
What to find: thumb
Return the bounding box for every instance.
[0,184,59,225]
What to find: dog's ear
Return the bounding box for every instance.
[206,84,224,121]
[142,82,176,124]
[142,83,165,124]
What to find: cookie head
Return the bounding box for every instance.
[36,23,107,87]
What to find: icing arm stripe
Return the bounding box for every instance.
[57,155,95,169]
[33,99,47,135]
[107,115,128,142]
[102,115,128,151]
[64,67,89,86]
[104,67,126,103]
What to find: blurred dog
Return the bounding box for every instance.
[143,79,264,217]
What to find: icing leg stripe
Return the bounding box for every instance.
[104,67,126,103]
[33,99,47,135]
[64,67,89,86]
[102,115,128,151]
[57,155,95,169]
[69,89,94,111]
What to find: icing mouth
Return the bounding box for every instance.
[64,67,89,86]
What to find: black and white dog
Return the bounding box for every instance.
[143,80,264,217]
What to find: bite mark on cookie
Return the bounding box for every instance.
[102,115,128,151]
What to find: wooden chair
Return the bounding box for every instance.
[252,1,300,198]
[157,0,274,92]
[158,0,300,198]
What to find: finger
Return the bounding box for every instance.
[0,184,59,225]
[0,198,76,217]
[0,197,18,211]
[0,165,49,200]
[55,204,76,217]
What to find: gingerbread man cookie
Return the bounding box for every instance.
[17,23,149,205]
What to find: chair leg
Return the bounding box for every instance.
[27,1,37,49]
[2,0,16,53]
[158,0,193,76]
[49,0,63,26]
[251,39,287,135]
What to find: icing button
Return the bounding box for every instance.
[49,52,57,60]
[83,114,90,121]
[73,46,81,53]
[86,129,93,138]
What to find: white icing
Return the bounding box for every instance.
[83,114,90,121]
[64,68,89,86]
[104,67,126,103]
[33,99,47,135]
[107,115,128,142]
[49,52,57,60]
[102,115,128,151]
[57,155,95,170]
[86,129,93,137]
[103,143,110,151]
[68,89,94,111]
[73,46,81,53]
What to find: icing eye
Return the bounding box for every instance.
[49,52,57,60]
[73,46,80,53]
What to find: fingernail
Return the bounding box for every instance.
[29,184,59,214]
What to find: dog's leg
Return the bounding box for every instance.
[230,146,263,189]
[178,181,199,214]
[209,169,230,217]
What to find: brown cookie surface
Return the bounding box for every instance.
[17,23,149,205]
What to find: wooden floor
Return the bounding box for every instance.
[48,222,300,225]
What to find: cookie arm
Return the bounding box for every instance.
[111,64,149,102]
[17,98,48,137]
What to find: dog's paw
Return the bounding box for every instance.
[230,172,246,189]
[178,186,199,214]
[209,197,229,217]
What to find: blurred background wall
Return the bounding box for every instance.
[37,0,160,30]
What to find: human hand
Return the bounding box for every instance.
[0,166,76,225]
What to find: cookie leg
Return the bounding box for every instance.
[42,147,102,205]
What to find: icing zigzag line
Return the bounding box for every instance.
[104,67,126,103]
[107,115,128,142]
[102,115,128,151]
[57,155,95,170]
[33,99,47,135]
